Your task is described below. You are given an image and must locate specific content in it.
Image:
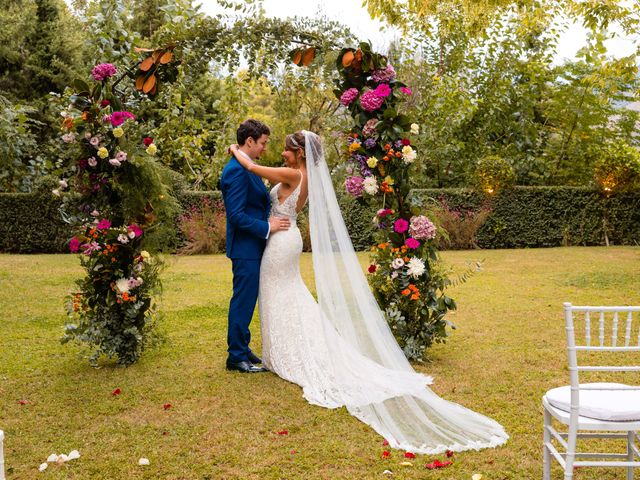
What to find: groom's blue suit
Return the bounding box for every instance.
[220,157,271,364]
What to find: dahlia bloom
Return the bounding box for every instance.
[340,88,359,106]
[91,63,117,81]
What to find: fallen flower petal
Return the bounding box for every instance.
[39,463,48,472]
[46,454,58,463]
[472,475,484,480]
[290,449,297,454]
[404,452,416,459]
[277,430,289,435]
[446,450,454,458]
[163,403,172,410]
[18,399,29,405]
[56,454,68,464]
[111,388,122,396]
[67,450,80,461]
[382,450,391,459]
[382,439,389,446]
[399,461,413,467]
[138,458,150,466]
[382,470,393,475]
[162,431,169,436]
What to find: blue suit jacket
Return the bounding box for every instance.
[220,157,271,260]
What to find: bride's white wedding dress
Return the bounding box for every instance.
[256,132,508,454]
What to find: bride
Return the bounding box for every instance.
[228,131,508,454]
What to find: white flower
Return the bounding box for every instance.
[472,475,483,480]
[52,189,61,197]
[391,258,405,269]
[402,146,416,164]
[62,133,76,143]
[410,123,419,135]
[128,231,136,239]
[117,234,129,244]
[59,179,68,188]
[39,463,48,472]
[134,263,143,272]
[84,131,92,140]
[138,458,150,466]
[391,271,398,279]
[363,176,379,195]
[115,278,130,294]
[366,156,378,168]
[109,158,121,167]
[90,209,100,217]
[88,157,97,167]
[406,257,426,278]
[90,136,100,147]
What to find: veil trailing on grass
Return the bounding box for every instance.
[303,130,508,453]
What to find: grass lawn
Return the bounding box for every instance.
[0,247,639,479]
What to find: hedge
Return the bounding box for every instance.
[1,185,638,253]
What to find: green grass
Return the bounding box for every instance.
[0,247,639,479]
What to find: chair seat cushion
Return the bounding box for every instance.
[546,383,640,421]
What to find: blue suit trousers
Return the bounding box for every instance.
[227,258,261,363]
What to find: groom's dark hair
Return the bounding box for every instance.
[237,119,270,146]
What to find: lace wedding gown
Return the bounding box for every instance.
[258,167,508,454]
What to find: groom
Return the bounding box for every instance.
[220,119,290,373]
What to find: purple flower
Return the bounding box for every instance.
[359,90,384,112]
[364,138,377,149]
[400,86,413,96]
[345,176,365,198]
[91,63,117,81]
[405,237,421,249]
[395,140,404,148]
[372,64,396,83]
[110,111,136,127]
[69,237,81,253]
[340,88,359,106]
[96,219,111,230]
[393,218,409,234]
[374,83,392,98]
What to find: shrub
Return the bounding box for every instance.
[432,200,491,249]
[472,155,516,195]
[178,198,226,255]
[593,142,640,194]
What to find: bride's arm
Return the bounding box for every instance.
[229,144,299,186]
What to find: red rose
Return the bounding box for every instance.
[402,138,410,146]
[100,99,110,108]
[143,137,153,146]
[368,264,377,273]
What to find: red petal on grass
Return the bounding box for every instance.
[17,399,29,405]
[111,388,122,395]
[382,439,389,446]
[163,403,172,410]
[290,449,297,454]
[382,451,391,459]
[162,431,169,436]
[404,452,416,459]
[425,459,453,469]
[277,430,289,435]
[446,450,454,457]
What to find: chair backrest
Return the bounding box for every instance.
[564,303,640,392]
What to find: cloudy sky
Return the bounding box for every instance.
[199,0,638,63]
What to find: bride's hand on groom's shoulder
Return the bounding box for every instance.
[227,144,238,155]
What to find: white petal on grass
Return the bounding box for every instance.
[138,457,150,466]
[67,450,81,460]
[46,453,58,463]
[39,463,48,472]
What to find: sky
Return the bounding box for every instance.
[198,0,638,63]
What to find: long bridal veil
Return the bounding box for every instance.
[303,130,508,453]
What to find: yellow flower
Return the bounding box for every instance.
[348,142,361,152]
[140,250,151,259]
[366,156,378,168]
[97,147,108,159]
[146,144,157,155]
[112,127,124,138]
[384,175,395,185]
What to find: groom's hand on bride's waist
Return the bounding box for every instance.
[269,216,290,233]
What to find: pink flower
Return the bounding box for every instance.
[409,215,436,240]
[96,219,111,230]
[345,176,365,197]
[110,111,136,127]
[81,241,101,255]
[372,64,396,83]
[400,86,413,95]
[377,208,393,217]
[91,63,117,81]
[359,90,384,112]
[405,237,420,249]
[340,88,359,106]
[115,151,127,162]
[374,83,392,98]
[69,237,81,253]
[393,218,409,234]
[109,159,121,167]
[362,118,379,138]
[127,224,143,237]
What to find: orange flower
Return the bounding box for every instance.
[411,293,420,300]
[122,292,130,301]
[395,152,402,158]
[404,256,410,262]
[392,247,399,253]
[111,257,116,262]
[384,144,391,150]
[62,117,73,130]
[401,289,410,296]
[383,156,390,162]
[408,284,418,292]
[82,111,91,121]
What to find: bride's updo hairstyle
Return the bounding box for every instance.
[286,130,323,166]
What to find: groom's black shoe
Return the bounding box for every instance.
[226,359,267,373]
[247,351,262,364]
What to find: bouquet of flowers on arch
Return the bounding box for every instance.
[335,42,457,360]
